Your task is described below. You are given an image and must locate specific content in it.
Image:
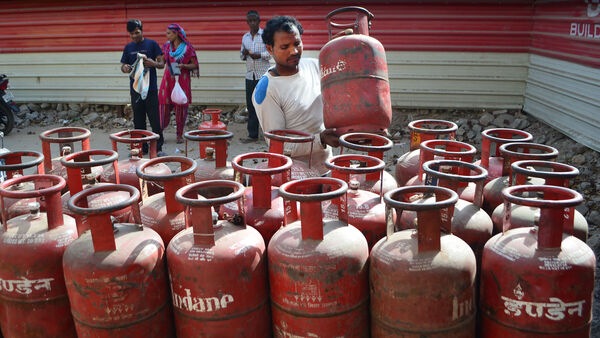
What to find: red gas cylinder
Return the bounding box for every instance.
[168,180,270,336]
[198,108,227,158]
[101,129,171,196]
[259,129,321,185]
[338,132,397,194]
[491,160,588,241]
[184,129,234,184]
[269,177,370,337]
[137,155,197,245]
[0,174,78,338]
[320,6,392,135]
[63,184,174,337]
[0,150,45,219]
[370,185,476,337]
[482,142,559,215]
[39,127,95,191]
[420,160,492,275]
[394,119,458,186]
[60,149,132,234]
[324,153,387,250]
[405,139,477,190]
[219,152,293,244]
[475,128,533,183]
[479,185,595,337]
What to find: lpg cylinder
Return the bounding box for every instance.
[259,129,321,185]
[479,185,595,337]
[63,184,174,337]
[219,152,293,244]
[137,155,197,245]
[420,160,492,276]
[184,129,234,184]
[394,119,458,186]
[324,153,387,250]
[338,132,397,194]
[474,128,533,183]
[167,180,270,336]
[60,149,132,234]
[0,174,78,338]
[370,185,476,337]
[491,160,588,241]
[405,139,477,191]
[320,6,392,135]
[198,108,227,158]
[39,127,95,191]
[0,150,45,219]
[269,177,370,337]
[482,142,559,215]
[100,129,171,196]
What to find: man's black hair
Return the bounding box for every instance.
[127,19,143,33]
[247,10,259,18]
[262,16,303,46]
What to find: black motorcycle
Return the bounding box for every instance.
[0,74,17,135]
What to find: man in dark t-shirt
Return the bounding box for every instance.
[120,19,166,155]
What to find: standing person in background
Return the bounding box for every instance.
[240,10,271,143]
[120,19,166,156]
[158,23,199,144]
[253,15,338,174]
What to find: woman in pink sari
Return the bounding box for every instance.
[159,23,199,143]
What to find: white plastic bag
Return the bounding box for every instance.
[171,76,188,105]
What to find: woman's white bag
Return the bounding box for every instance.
[171,76,188,105]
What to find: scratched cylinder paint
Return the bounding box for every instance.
[394,119,458,186]
[63,184,174,337]
[167,180,271,337]
[0,175,78,337]
[320,7,392,136]
[479,185,595,337]
[370,185,477,337]
[269,177,370,337]
[137,156,197,246]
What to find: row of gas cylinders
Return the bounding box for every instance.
[0,118,595,337]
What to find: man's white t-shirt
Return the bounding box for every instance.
[252,58,331,174]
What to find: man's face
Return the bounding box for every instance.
[129,28,143,43]
[267,25,303,72]
[247,15,260,32]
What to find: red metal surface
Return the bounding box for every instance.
[137,155,197,245]
[260,129,320,186]
[480,185,595,337]
[482,142,559,215]
[0,174,78,338]
[0,151,45,219]
[370,185,476,337]
[39,127,92,188]
[338,132,397,194]
[219,152,292,245]
[60,149,132,234]
[324,154,386,250]
[168,180,270,336]
[198,108,227,158]
[100,129,170,196]
[269,177,370,337]
[394,119,457,186]
[320,7,392,136]
[184,129,234,184]
[421,160,492,277]
[63,184,174,337]
[475,128,533,183]
[404,138,477,188]
[490,160,588,240]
